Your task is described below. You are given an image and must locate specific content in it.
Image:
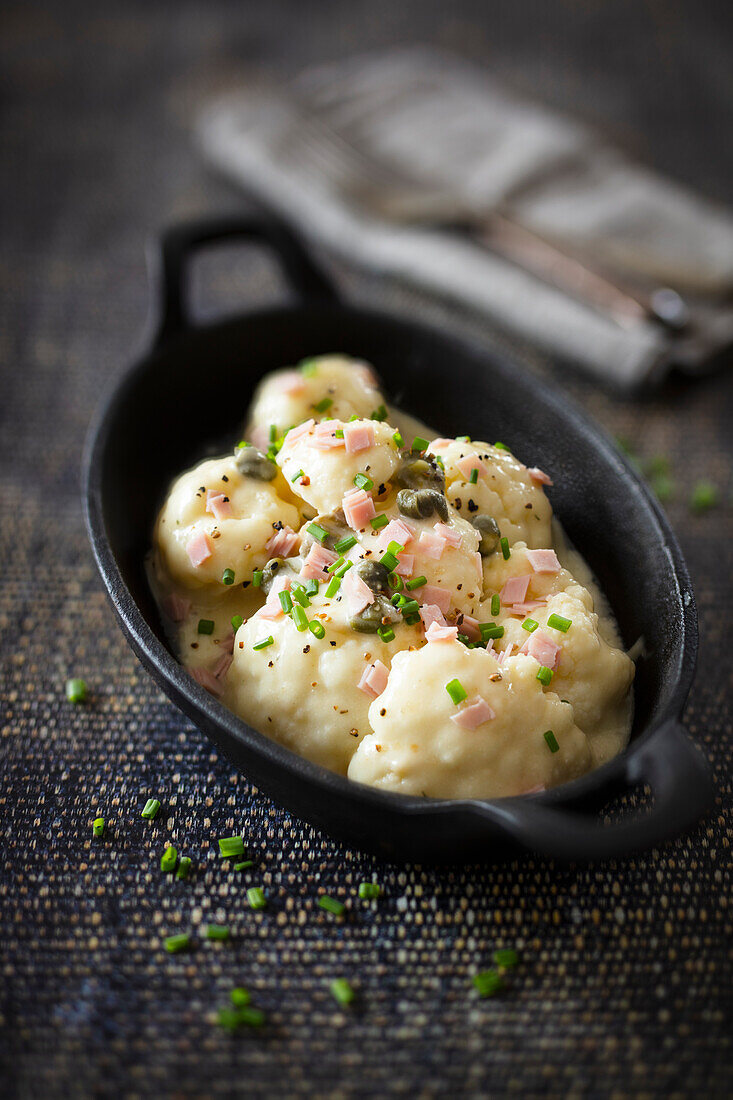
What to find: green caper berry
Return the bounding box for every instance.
[233,445,277,481]
[259,557,285,594]
[472,514,502,556]
[394,457,445,493]
[355,559,391,594]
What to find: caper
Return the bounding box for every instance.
[394,457,445,493]
[472,514,501,556]
[349,595,400,633]
[233,445,277,481]
[259,557,285,594]
[299,511,349,556]
[355,559,391,594]
[397,487,449,522]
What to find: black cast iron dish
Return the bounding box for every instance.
[84,214,713,862]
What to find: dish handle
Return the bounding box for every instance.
[474,721,713,861]
[152,213,339,346]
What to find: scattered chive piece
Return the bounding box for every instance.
[252,569,263,588]
[391,593,406,607]
[493,948,519,969]
[198,618,215,635]
[358,882,380,900]
[348,413,360,422]
[334,559,353,578]
[371,404,388,421]
[233,860,254,871]
[292,605,309,632]
[231,615,244,632]
[305,578,320,596]
[537,666,553,686]
[247,886,267,910]
[547,613,571,633]
[500,537,510,560]
[141,798,161,821]
[404,613,421,625]
[393,430,403,448]
[218,835,244,858]
[522,618,539,633]
[279,590,293,613]
[329,978,355,1006]
[92,817,105,838]
[327,556,345,574]
[469,467,478,485]
[176,857,192,880]
[479,623,504,640]
[400,599,420,616]
[334,428,344,438]
[388,571,403,591]
[252,635,274,651]
[411,436,429,453]
[456,435,471,443]
[406,575,427,591]
[387,540,405,556]
[371,513,389,530]
[494,441,510,452]
[231,987,251,1007]
[236,440,250,449]
[164,933,190,954]
[473,969,504,998]
[544,729,560,754]
[378,626,395,643]
[307,522,329,544]
[334,534,357,553]
[380,551,399,573]
[291,469,305,483]
[457,633,470,646]
[446,678,468,705]
[292,585,310,607]
[690,480,719,513]
[161,846,178,872]
[325,576,341,598]
[319,895,345,916]
[65,677,87,704]
[308,620,326,640]
[313,397,333,413]
[491,593,501,616]
[353,473,373,491]
[217,1005,265,1030]
[269,424,277,442]
[222,568,235,586]
[206,924,230,941]
[300,358,318,376]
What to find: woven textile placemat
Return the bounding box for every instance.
[1,3,731,1097]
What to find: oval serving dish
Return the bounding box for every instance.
[83,213,712,862]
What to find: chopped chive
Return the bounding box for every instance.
[236,440,250,449]
[305,578,320,596]
[371,513,389,530]
[493,948,519,968]
[690,479,718,513]
[358,882,380,899]
[500,537,510,560]
[307,522,328,544]
[318,895,345,916]
[333,559,353,578]
[378,626,395,643]
[490,593,501,616]
[325,576,341,598]
[92,817,105,838]
[141,798,161,821]
[391,593,406,607]
[176,856,192,880]
[494,441,510,452]
[456,435,471,443]
[479,623,504,640]
[400,599,420,616]
[406,575,427,591]
[404,613,421,625]
[197,619,215,635]
[329,978,355,1006]
[252,635,274,651]
[252,569,263,587]
[387,540,405,556]
[161,846,178,872]
[334,428,344,438]
[457,633,471,646]
[231,987,251,1007]
[292,605,308,632]
[522,618,539,633]
[393,430,403,448]
[473,969,504,998]
[313,397,333,413]
[371,404,388,421]
[300,357,318,376]
[291,468,305,483]
[380,551,399,573]
[536,665,553,686]
[327,556,344,574]
[469,467,478,485]
[411,436,429,453]
[292,586,311,607]
[446,678,467,705]
[348,413,359,422]
[218,835,244,858]
[246,886,267,910]
[547,613,571,633]
[544,729,560,754]
[309,620,326,640]
[231,615,244,632]
[222,568,235,586]
[353,473,373,491]
[388,571,403,591]
[269,424,277,442]
[206,924,230,941]
[164,932,190,954]
[334,534,357,553]
[233,860,254,871]
[65,677,87,704]
[279,590,293,613]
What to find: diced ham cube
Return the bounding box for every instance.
[283,418,315,447]
[425,620,458,643]
[528,466,553,486]
[309,421,345,449]
[191,666,223,695]
[416,585,451,614]
[458,614,481,642]
[525,549,561,574]
[206,491,233,521]
[393,553,414,577]
[377,518,414,551]
[417,530,446,559]
[433,522,462,548]
[521,629,561,670]
[186,531,213,568]
[342,488,376,529]
[266,526,298,558]
[342,568,375,616]
[162,593,191,622]
[428,438,455,450]
[500,575,530,606]
[301,543,339,580]
[212,653,233,680]
[249,425,269,451]
[450,695,495,730]
[357,659,390,698]
[420,604,448,632]
[508,599,548,616]
[343,421,375,454]
[456,454,487,481]
[258,575,292,620]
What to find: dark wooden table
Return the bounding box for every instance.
[1,2,731,1096]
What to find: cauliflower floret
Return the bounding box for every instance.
[347,643,591,798]
[427,438,553,548]
[245,355,385,449]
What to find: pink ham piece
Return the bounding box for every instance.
[162,593,191,622]
[500,574,530,606]
[425,620,458,643]
[310,421,345,450]
[344,420,375,454]
[301,543,338,581]
[433,522,462,548]
[456,454,487,481]
[526,549,561,574]
[458,614,481,642]
[420,604,448,632]
[217,632,235,654]
[509,599,548,616]
[521,629,561,670]
[377,518,414,550]
[258,576,291,620]
[278,370,307,396]
[283,418,315,447]
[393,553,414,577]
[212,653,232,680]
[266,526,298,558]
[451,695,495,730]
[206,491,233,521]
[342,568,375,617]
[528,466,553,487]
[342,488,376,529]
[474,552,483,584]
[249,425,269,451]
[186,531,213,568]
[416,585,451,614]
[496,644,514,666]
[428,438,455,450]
[357,659,389,698]
[417,530,446,560]
[191,666,223,696]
